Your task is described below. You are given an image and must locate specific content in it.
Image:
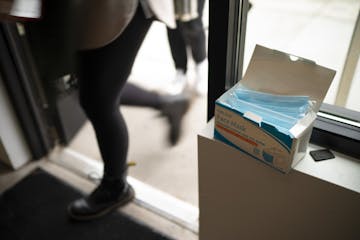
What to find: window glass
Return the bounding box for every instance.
[243,0,360,112]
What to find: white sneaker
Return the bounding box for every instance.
[194,60,208,96]
[166,69,187,95]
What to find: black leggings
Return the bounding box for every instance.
[121,83,162,109]
[167,0,206,72]
[77,7,152,178]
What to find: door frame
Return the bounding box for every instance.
[0,23,54,160]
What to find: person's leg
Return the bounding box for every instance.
[78,9,152,178]
[121,82,162,108]
[167,23,188,73]
[166,23,188,94]
[69,7,152,220]
[182,0,206,64]
[180,0,208,95]
[121,82,190,145]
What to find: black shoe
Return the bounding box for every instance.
[68,178,135,221]
[160,94,190,145]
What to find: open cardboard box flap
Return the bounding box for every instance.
[241,45,336,112]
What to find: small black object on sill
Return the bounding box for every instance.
[310,149,335,162]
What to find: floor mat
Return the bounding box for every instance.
[0,168,173,240]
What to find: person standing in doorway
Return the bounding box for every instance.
[166,0,208,96]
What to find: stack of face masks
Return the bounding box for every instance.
[225,84,313,136]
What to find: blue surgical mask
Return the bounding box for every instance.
[234,87,310,119]
[226,96,298,133]
[223,85,313,135]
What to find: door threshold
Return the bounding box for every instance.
[48,147,199,233]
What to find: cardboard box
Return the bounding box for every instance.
[214,45,336,173]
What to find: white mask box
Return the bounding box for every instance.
[214,45,336,173]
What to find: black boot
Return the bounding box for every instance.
[68,178,134,221]
[160,94,190,145]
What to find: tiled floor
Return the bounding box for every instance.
[68,0,360,209]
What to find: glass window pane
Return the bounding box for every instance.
[244,0,360,111]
